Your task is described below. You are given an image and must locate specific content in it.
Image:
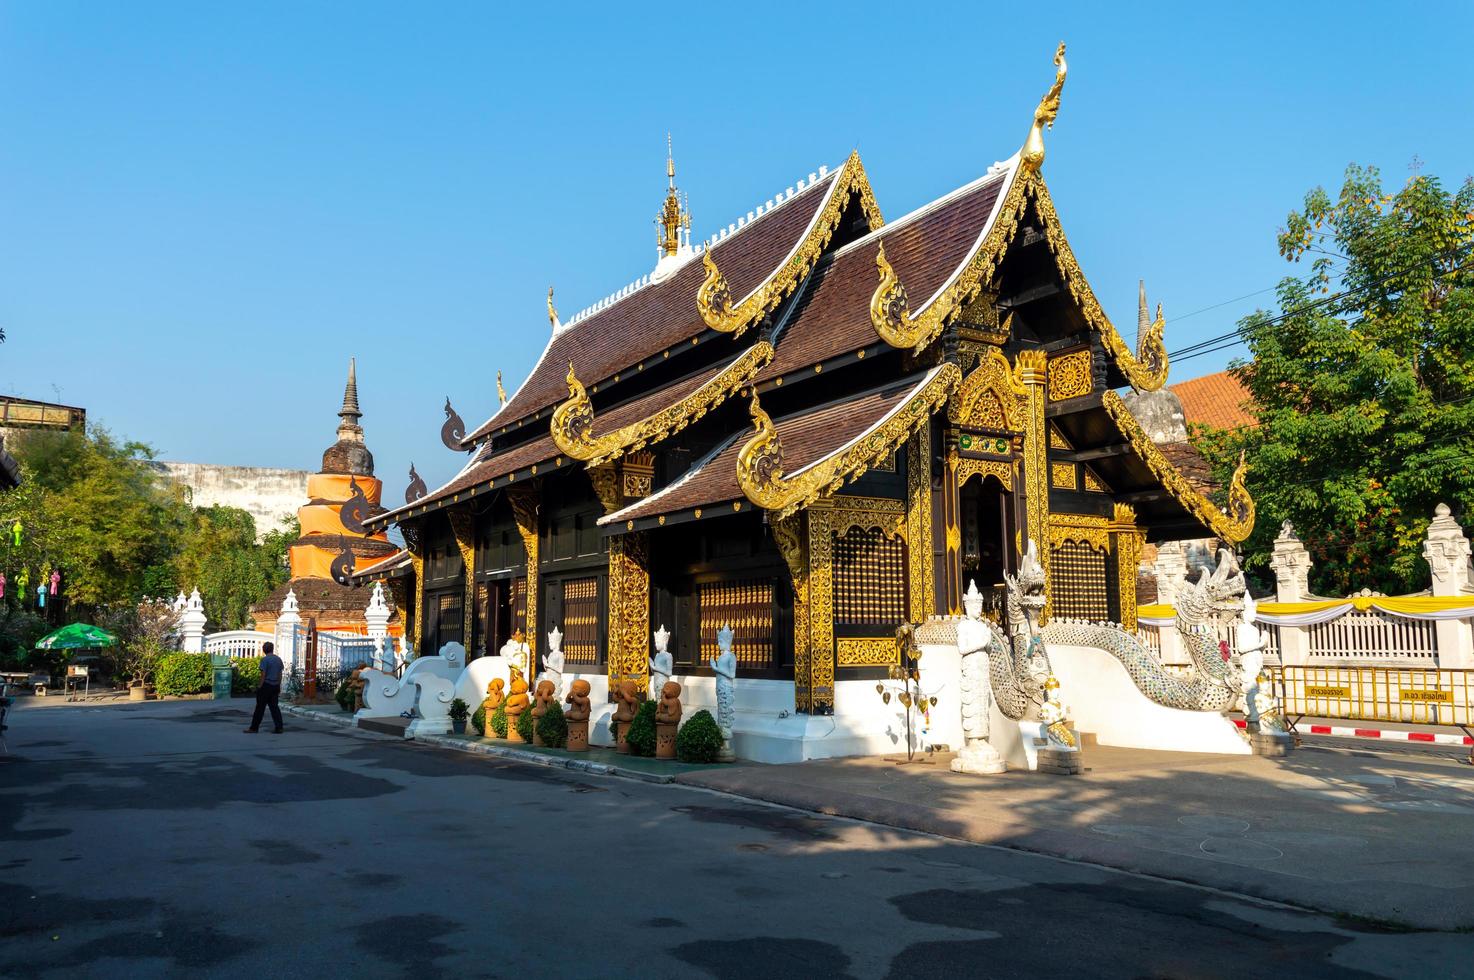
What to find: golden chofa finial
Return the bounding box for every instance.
[496,370,508,406]
[1021,42,1067,173]
[547,286,560,330]
[656,133,691,258]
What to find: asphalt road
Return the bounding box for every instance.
[1,698,1466,979]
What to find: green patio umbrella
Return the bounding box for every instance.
[35,623,118,650]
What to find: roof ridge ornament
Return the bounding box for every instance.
[1021,42,1067,174]
[548,286,560,331]
[440,398,467,451]
[496,370,508,407]
[1136,280,1167,376]
[697,150,882,334]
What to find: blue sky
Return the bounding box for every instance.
[2,1,1471,496]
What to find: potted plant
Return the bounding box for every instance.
[448,697,470,734]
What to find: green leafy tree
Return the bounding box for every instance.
[173,507,294,630]
[1196,164,1474,595]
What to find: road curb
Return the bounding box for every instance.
[281,703,675,783]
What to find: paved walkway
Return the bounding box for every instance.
[677,744,1474,930]
[13,699,1471,978]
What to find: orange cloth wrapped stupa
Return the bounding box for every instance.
[252,360,401,635]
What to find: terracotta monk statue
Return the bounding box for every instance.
[482,678,505,712]
[505,675,530,717]
[613,679,641,724]
[532,679,556,719]
[655,680,682,727]
[564,678,591,721]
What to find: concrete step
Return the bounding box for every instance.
[358,715,412,738]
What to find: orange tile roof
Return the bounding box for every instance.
[1171,370,1256,430]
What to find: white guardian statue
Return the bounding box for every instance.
[650,624,673,701]
[951,580,1007,774]
[711,624,737,762]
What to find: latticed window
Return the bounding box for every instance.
[435,592,463,649]
[698,579,775,670]
[561,577,600,665]
[1050,541,1111,622]
[513,577,527,627]
[833,527,907,629]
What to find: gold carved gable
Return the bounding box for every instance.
[950,348,1024,431]
[1047,348,1093,402]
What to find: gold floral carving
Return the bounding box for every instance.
[697,151,883,333]
[408,549,425,654]
[507,488,539,657]
[1047,348,1093,401]
[622,451,654,498]
[837,637,899,668]
[1101,391,1255,542]
[956,458,1014,491]
[587,463,623,515]
[1051,462,1077,490]
[951,348,1025,430]
[1016,350,1051,586]
[447,509,477,645]
[1111,503,1144,631]
[1020,42,1067,173]
[606,531,650,693]
[1083,468,1108,493]
[737,363,961,522]
[905,427,935,623]
[1049,513,1112,553]
[551,343,772,466]
[1030,180,1170,391]
[805,501,837,713]
[771,514,811,713]
[1049,426,1070,450]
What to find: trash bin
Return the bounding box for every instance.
[210,654,234,700]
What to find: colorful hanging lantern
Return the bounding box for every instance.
[36,584,45,608]
[0,573,6,598]
[49,569,60,595]
[10,520,20,547]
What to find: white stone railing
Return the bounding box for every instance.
[203,630,274,659]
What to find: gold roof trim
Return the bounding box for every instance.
[1030,180,1170,391]
[550,341,774,467]
[1021,42,1067,174]
[1101,390,1255,542]
[950,347,1025,430]
[737,362,961,522]
[697,150,883,335]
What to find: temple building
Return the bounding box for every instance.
[254,360,402,636]
[360,46,1253,749]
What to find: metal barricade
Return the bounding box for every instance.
[1271,665,1473,727]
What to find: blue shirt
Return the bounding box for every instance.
[260,653,284,686]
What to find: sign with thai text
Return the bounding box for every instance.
[1399,689,1453,703]
[1304,685,1351,699]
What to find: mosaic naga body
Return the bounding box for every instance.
[1040,549,1247,713]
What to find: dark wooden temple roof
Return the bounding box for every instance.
[464,168,847,444]
[602,372,931,528]
[374,349,755,525]
[761,170,1010,380]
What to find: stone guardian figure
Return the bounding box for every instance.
[650,624,673,702]
[951,580,1007,774]
[711,624,737,762]
[541,625,565,698]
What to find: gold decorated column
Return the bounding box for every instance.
[447,509,476,647]
[1015,350,1051,592]
[804,499,836,714]
[942,440,962,615]
[905,426,936,621]
[606,531,650,694]
[1111,502,1145,631]
[507,487,539,660]
[772,513,811,713]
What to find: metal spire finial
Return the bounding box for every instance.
[340,357,361,421]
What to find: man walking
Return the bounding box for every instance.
[244,641,285,734]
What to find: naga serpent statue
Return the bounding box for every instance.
[1040,548,1248,713]
[958,540,1053,724]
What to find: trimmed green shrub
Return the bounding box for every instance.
[335,678,355,711]
[473,705,487,735]
[536,701,568,748]
[449,697,469,722]
[155,653,211,697]
[232,657,262,696]
[489,703,508,738]
[625,700,658,757]
[676,709,724,763]
[514,706,534,741]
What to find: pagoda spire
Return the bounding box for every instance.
[1137,280,1149,354]
[336,357,364,444]
[655,133,691,259]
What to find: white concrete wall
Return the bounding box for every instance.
[149,461,309,539]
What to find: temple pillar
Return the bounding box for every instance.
[364,582,391,669]
[1110,504,1144,632]
[1268,522,1312,666]
[804,499,836,715]
[906,425,937,621]
[508,487,539,660]
[274,588,302,668]
[448,509,476,651]
[940,439,962,616]
[607,531,650,693]
[772,513,812,714]
[179,588,207,654]
[1015,351,1050,590]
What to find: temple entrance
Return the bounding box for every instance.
[959,474,1015,620]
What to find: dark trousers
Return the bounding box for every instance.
[250,682,283,732]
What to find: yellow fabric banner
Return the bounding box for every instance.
[1141,596,1474,618]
